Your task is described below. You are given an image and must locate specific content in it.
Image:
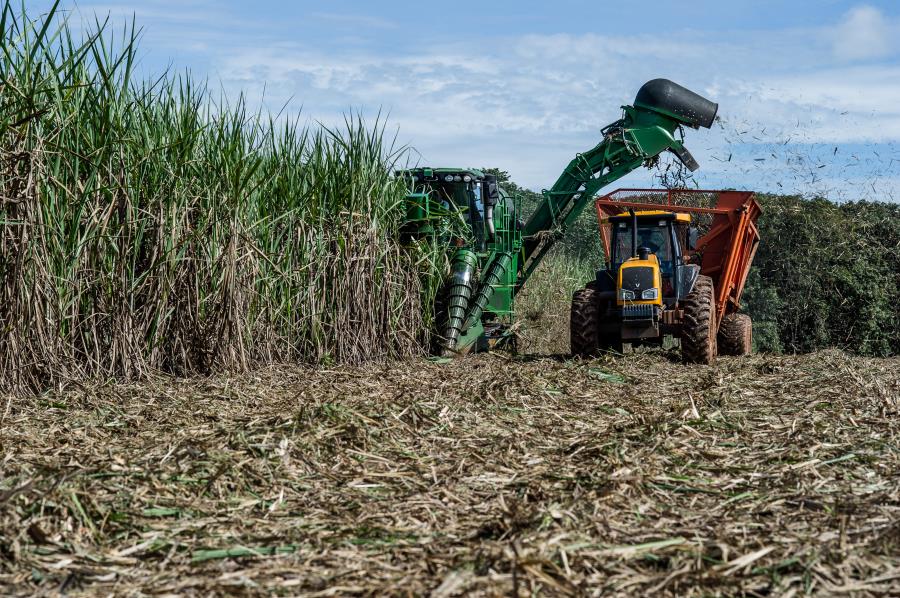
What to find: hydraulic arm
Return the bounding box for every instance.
[517,79,718,288]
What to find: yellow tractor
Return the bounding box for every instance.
[571,189,761,364]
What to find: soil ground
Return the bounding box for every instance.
[1,350,898,596]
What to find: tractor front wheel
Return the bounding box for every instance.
[718,313,752,356]
[681,275,717,365]
[570,287,600,356]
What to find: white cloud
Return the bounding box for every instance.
[211,20,900,200]
[310,12,398,30]
[44,0,900,200]
[713,66,900,143]
[830,5,896,61]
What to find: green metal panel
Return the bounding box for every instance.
[484,191,521,318]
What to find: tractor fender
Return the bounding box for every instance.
[677,264,701,300]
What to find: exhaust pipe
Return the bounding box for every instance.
[483,175,500,242]
[630,209,638,258]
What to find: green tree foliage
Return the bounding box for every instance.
[744,195,900,356]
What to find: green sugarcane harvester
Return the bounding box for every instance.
[400,79,719,356]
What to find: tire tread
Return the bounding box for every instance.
[681,275,717,364]
[718,313,752,356]
[570,288,600,356]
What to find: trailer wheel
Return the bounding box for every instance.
[570,287,600,356]
[681,275,717,365]
[718,313,752,356]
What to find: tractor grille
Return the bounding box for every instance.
[622,304,657,321]
[621,266,654,294]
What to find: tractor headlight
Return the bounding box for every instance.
[641,288,659,300]
[463,175,472,182]
[444,175,454,182]
[618,288,636,301]
[453,175,462,182]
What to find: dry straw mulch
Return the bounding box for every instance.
[1,350,898,596]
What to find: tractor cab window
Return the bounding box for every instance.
[638,227,670,261]
[612,221,674,274]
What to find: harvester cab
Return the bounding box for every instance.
[400,167,523,353]
[401,168,513,253]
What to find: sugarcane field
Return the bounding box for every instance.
[2,2,899,596]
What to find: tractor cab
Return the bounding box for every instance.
[588,209,702,343]
[606,210,695,307]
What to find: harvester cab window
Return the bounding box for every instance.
[472,183,485,219]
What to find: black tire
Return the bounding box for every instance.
[681,275,717,365]
[718,313,752,356]
[570,287,600,356]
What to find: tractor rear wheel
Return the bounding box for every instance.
[570,287,600,356]
[681,275,717,365]
[718,313,752,356]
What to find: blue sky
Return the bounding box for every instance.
[30,0,900,200]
